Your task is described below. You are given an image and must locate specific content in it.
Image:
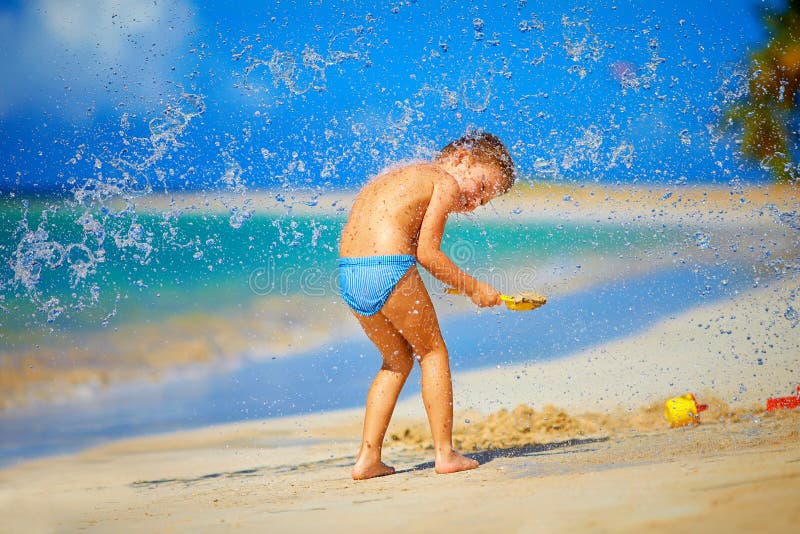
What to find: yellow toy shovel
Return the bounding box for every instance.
[445,288,547,311]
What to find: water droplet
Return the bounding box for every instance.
[784,306,798,326]
[694,232,710,249]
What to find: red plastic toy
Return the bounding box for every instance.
[766,385,800,411]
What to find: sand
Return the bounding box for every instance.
[0,402,797,532]
[1,276,798,532]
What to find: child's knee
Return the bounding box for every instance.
[416,344,448,363]
[383,348,414,375]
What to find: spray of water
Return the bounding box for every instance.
[0,3,796,416]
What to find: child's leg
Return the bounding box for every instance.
[351,311,415,480]
[381,267,478,475]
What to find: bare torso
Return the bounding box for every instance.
[339,163,444,257]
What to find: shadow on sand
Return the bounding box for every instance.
[129,437,610,487]
[398,436,610,474]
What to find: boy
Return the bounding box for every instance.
[338,131,515,479]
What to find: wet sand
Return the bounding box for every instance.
[0,295,356,410]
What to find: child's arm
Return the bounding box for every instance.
[416,172,500,307]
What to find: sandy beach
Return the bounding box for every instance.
[0,410,798,533]
[1,274,798,532]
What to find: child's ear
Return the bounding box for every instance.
[454,148,470,164]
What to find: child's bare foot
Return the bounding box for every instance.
[351,460,395,480]
[434,450,479,474]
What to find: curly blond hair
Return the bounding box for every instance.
[438,131,515,193]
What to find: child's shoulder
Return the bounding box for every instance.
[381,160,455,184]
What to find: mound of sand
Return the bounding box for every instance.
[388,398,797,451]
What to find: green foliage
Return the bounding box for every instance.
[725,2,800,183]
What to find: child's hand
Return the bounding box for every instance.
[469,281,502,307]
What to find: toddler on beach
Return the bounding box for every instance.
[338,131,515,479]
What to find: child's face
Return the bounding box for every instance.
[457,161,505,212]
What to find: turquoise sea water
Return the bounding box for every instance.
[0,197,678,350]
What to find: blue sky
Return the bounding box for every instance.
[0,0,789,193]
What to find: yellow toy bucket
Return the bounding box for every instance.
[664,393,708,428]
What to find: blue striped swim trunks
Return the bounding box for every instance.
[338,255,416,316]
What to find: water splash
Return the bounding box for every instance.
[561,14,605,78]
[610,37,665,92]
[5,92,206,318]
[238,26,374,97]
[462,77,492,112]
[607,142,635,170]
[562,125,604,170]
[473,18,485,41]
[0,4,797,424]
[214,162,254,229]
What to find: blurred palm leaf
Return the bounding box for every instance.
[725,1,800,183]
